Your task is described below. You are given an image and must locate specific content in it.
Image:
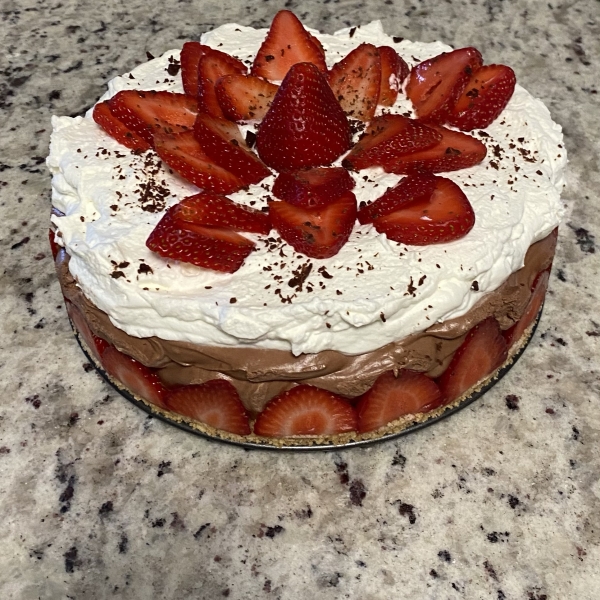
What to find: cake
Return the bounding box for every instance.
[47,12,566,447]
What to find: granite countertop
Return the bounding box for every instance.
[1,0,599,597]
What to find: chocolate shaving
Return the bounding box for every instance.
[288,262,313,292]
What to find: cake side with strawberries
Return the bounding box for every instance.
[48,14,566,443]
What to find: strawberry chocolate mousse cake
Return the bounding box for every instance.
[48,11,566,447]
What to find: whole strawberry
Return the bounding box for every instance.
[256,62,351,172]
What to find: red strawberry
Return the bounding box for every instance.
[366,176,475,245]
[146,208,255,273]
[172,191,271,235]
[356,370,443,433]
[447,64,517,131]
[215,73,279,121]
[437,316,508,403]
[357,173,437,224]
[327,43,382,121]
[254,384,357,437]
[65,300,109,364]
[256,62,351,172]
[193,113,271,186]
[378,46,409,106]
[154,130,245,194]
[272,167,355,208]
[382,124,487,174]
[270,191,357,259]
[180,42,211,97]
[308,32,326,61]
[101,345,168,408]
[165,380,251,435]
[197,49,248,118]
[504,269,549,349]
[406,47,483,123]
[92,101,151,152]
[109,90,198,146]
[342,114,442,171]
[251,10,327,81]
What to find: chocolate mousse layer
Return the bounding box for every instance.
[56,230,557,414]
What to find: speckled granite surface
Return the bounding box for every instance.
[1,0,599,598]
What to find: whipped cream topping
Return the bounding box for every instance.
[48,21,567,356]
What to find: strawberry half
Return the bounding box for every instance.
[92,101,151,152]
[342,114,442,171]
[382,124,487,174]
[369,176,475,245]
[254,384,358,437]
[378,45,409,107]
[256,62,351,172]
[357,173,437,224]
[504,270,549,349]
[180,42,211,97]
[251,10,327,81]
[165,380,251,435]
[172,191,271,235]
[406,47,483,123]
[193,113,271,186]
[154,130,245,194]
[272,167,355,208]
[197,49,248,118]
[270,191,357,259]
[109,90,198,146]
[447,64,517,131]
[101,345,168,409]
[66,300,109,364]
[146,208,255,273]
[356,370,443,433]
[327,43,382,121]
[437,316,508,403]
[215,74,279,122]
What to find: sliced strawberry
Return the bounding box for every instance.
[357,173,437,224]
[341,114,442,171]
[172,191,271,235]
[65,300,109,364]
[154,130,245,194]
[215,74,279,122]
[270,191,357,259]
[254,384,357,437]
[437,317,508,403]
[272,167,355,208]
[447,64,516,131]
[378,46,409,106]
[383,124,487,174]
[504,270,549,349]
[251,10,327,81]
[367,176,475,245]
[101,345,168,408]
[109,90,198,146]
[327,43,382,121]
[180,42,211,97]
[92,101,151,152]
[256,62,351,172]
[308,32,326,61]
[165,380,251,435]
[193,113,271,186]
[356,370,443,433]
[146,208,254,273]
[197,49,248,118]
[406,47,483,123]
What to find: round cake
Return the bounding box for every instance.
[47,13,566,447]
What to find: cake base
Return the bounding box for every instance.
[71,305,542,451]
